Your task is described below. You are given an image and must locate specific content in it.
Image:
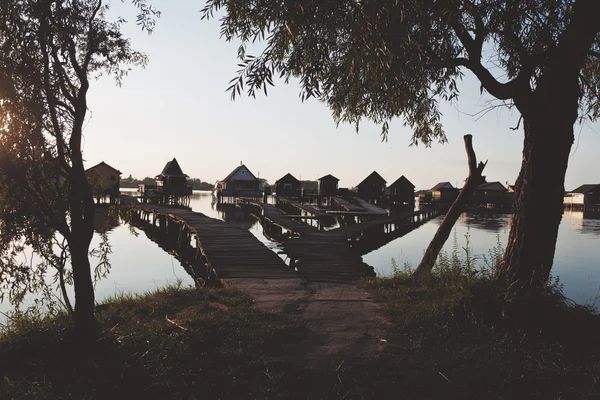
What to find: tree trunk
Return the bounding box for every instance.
[496,91,576,289]
[68,161,97,339]
[413,135,486,277]
[494,0,600,290]
[70,238,96,338]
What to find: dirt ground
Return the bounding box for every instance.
[228,277,389,370]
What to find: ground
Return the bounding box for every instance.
[228,278,388,370]
[1,273,599,399]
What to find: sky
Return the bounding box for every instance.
[83,0,600,191]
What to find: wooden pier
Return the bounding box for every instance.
[128,203,297,283]
[237,198,445,282]
[122,194,445,284]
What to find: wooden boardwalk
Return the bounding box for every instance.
[124,197,443,284]
[351,197,389,215]
[135,204,297,280]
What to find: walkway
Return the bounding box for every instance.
[135,203,296,280]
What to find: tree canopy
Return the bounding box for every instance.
[202,0,600,144]
[0,0,155,333]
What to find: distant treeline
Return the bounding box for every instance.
[120,175,215,190]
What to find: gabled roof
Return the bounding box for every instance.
[477,181,507,191]
[357,171,386,187]
[86,161,122,175]
[389,175,415,189]
[222,164,258,182]
[157,158,188,178]
[275,173,300,184]
[430,182,454,191]
[318,174,339,182]
[570,184,600,194]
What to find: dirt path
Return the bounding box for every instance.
[228,277,389,370]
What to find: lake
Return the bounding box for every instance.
[1,190,599,319]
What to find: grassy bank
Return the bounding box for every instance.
[1,271,600,399]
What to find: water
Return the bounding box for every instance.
[2,191,599,319]
[363,210,600,306]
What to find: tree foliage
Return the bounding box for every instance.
[0,0,155,328]
[202,0,600,143]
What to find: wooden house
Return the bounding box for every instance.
[86,161,121,202]
[155,158,192,196]
[473,181,509,207]
[430,182,459,203]
[216,164,261,198]
[385,175,415,206]
[564,184,600,211]
[317,174,340,196]
[357,171,387,204]
[275,173,301,198]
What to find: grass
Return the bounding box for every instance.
[1,246,600,399]
[0,284,321,400]
[361,235,600,399]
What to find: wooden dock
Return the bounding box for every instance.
[122,195,444,284]
[130,203,297,281]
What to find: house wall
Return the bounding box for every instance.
[357,182,386,200]
[564,193,585,205]
[318,179,338,196]
[87,164,120,195]
[276,182,301,197]
[228,166,257,182]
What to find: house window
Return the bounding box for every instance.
[110,175,116,181]
[241,170,245,175]
[284,183,292,191]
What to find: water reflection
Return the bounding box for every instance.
[93,205,120,233]
[564,211,600,236]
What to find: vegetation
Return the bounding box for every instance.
[0,0,156,338]
[1,267,599,400]
[202,0,600,290]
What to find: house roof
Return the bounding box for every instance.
[357,171,386,187]
[570,184,600,194]
[86,161,122,175]
[275,173,300,184]
[477,181,507,191]
[222,164,258,182]
[157,158,188,178]
[389,175,415,189]
[430,182,454,191]
[318,174,340,182]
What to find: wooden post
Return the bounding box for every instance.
[413,135,487,277]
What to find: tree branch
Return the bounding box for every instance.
[413,134,487,276]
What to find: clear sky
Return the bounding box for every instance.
[83,0,600,191]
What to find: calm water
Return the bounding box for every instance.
[2,191,599,319]
[364,210,600,306]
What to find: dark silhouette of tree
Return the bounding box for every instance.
[0,0,156,339]
[202,0,600,290]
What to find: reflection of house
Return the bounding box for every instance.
[430,182,458,202]
[216,164,261,198]
[357,171,386,204]
[473,181,508,206]
[275,173,301,198]
[386,175,415,206]
[318,174,340,196]
[564,184,600,211]
[86,161,121,202]
[155,158,193,196]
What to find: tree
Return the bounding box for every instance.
[202,0,600,290]
[0,0,155,338]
